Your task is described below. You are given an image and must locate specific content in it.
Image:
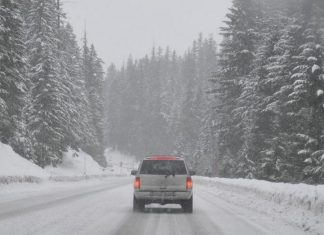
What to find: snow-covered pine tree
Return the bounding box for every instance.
[212,0,261,177]
[287,0,324,183]
[104,63,118,148]
[58,23,96,151]
[55,1,80,150]
[234,2,299,181]
[193,36,218,175]
[81,35,106,166]
[165,50,182,149]
[0,3,12,143]
[175,48,197,163]
[117,56,138,152]
[0,0,26,148]
[256,22,294,181]
[25,0,70,167]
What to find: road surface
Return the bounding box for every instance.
[0,177,307,235]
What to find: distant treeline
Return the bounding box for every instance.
[104,34,217,175]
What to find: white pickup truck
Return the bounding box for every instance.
[131,155,195,213]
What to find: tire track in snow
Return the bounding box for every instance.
[111,203,223,235]
[111,210,161,235]
[0,180,130,221]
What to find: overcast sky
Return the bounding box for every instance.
[63,0,231,67]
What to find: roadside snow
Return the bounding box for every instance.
[45,149,105,177]
[196,176,324,234]
[0,142,135,184]
[104,148,138,175]
[0,142,48,179]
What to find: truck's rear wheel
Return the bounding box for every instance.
[133,196,145,212]
[182,196,193,213]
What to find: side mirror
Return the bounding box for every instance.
[131,170,138,176]
[189,170,195,176]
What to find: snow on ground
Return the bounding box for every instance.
[0,176,130,204]
[195,176,324,235]
[2,141,323,233]
[45,148,137,178]
[0,142,48,182]
[45,149,105,177]
[0,142,134,184]
[0,177,315,235]
[104,148,138,175]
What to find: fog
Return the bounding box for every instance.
[63,0,231,66]
[1,1,323,234]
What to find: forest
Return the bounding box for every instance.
[104,0,324,183]
[1,0,324,183]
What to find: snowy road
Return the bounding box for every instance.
[0,177,310,235]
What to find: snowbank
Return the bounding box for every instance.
[196,176,324,233]
[45,149,105,178]
[0,142,48,183]
[0,143,134,184]
[45,148,136,180]
[197,177,324,214]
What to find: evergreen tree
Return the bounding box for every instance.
[0,0,26,148]
[287,1,324,183]
[104,63,118,148]
[212,0,261,177]
[59,23,95,151]
[82,35,106,166]
[25,0,68,167]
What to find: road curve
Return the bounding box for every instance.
[0,177,308,235]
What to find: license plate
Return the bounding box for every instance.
[150,192,175,197]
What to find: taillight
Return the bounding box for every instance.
[186,176,193,190]
[134,177,141,189]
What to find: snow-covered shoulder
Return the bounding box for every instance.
[44,148,136,180]
[195,176,324,234]
[0,142,48,183]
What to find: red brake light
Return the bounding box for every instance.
[134,177,141,189]
[186,177,193,190]
[148,156,177,160]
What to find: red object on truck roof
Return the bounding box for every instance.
[147,155,179,160]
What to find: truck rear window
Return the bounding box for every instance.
[140,160,187,175]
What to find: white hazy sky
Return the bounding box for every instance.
[63,0,232,67]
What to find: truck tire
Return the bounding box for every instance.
[182,196,193,213]
[133,196,145,212]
